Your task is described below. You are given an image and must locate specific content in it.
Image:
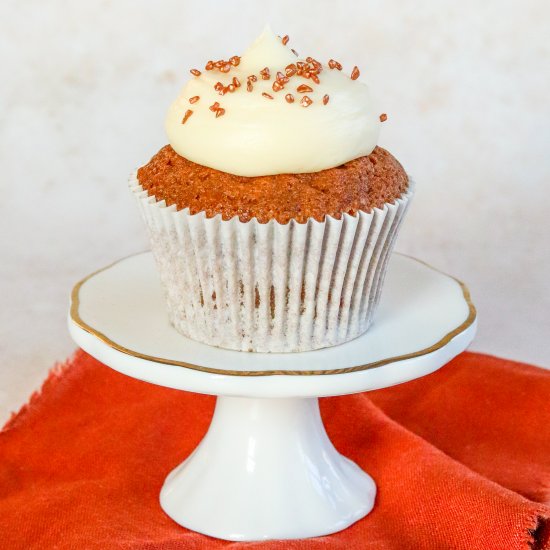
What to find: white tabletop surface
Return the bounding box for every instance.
[1,1,549,423]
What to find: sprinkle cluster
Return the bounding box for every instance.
[181,35,387,124]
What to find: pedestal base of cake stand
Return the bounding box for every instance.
[160,396,375,540]
[68,252,476,541]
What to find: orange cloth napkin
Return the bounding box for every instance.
[1,350,549,549]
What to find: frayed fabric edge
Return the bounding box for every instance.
[528,513,550,550]
[1,348,84,434]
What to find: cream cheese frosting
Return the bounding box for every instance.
[165,27,381,177]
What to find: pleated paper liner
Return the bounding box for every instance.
[130,175,413,352]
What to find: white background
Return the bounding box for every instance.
[1,0,549,423]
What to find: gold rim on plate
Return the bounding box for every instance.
[70,253,476,377]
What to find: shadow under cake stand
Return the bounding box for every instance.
[68,252,476,541]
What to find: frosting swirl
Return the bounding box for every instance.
[165,27,381,177]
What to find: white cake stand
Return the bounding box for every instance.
[68,252,476,541]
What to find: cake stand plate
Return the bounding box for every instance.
[68,252,476,541]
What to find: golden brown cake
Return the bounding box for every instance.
[138,146,408,224]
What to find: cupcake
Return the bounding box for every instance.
[131,27,412,352]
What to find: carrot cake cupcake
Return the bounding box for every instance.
[131,27,412,352]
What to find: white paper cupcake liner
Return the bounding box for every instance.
[130,175,413,352]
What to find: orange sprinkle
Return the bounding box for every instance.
[297,84,313,93]
[300,96,313,107]
[190,69,201,77]
[189,96,200,104]
[215,108,226,118]
[379,113,388,122]
[214,82,224,91]
[309,58,322,71]
[248,74,258,82]
[285,93,295,103]
[328,59,342,70]
[205,61,214,71]
[285,64,297,77]
[260,67,270,80]
[220,63,231,73]
[282,35,289,45]
[229,56,240,66]
[181,109,193,124]
[323,94,329,105]
[209,102,220,112]
[227,84,235,93]
[351,66,360,80]
[272,80,284,92]
[247,81,253,92]
[262,92,274,100]
[276,71,285,81]
[310,74,320,84]
[233,76,241,88]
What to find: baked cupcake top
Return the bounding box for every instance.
[138,145,407,224]
[165,27,382,177]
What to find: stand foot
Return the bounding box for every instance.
[160,396,376,541]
